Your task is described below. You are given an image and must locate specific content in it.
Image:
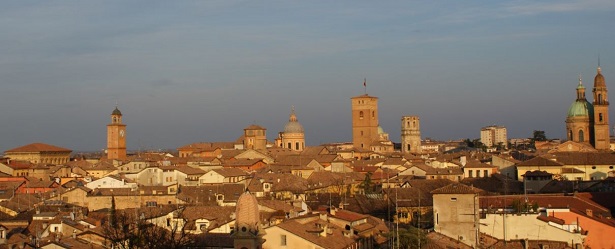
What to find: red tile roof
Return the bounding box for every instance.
[5,143,71,153]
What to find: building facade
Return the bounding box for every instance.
[107,107,127,160]
[401,116,422,154]
[480,125,507,149]
[351,94,379,149]
[4,143,71,164]
[243,125,267,151]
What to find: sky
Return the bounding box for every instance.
[1,0,615,152]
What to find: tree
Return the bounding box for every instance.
[532,130,547,141]
[103,202,197,249]
[389,225,428,249]
[359,172,374,195]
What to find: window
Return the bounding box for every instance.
[579,130,584,142]
[600,113,603,122]
[592,166,596,169]
[610,166,614,169]
[359,111,364,119]
[451,198,457,201]
[281,235,287,246]
[484,170,488,177]
[469,170,473,178]
[295,142,299,150]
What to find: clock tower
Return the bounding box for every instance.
[107,107,127,160]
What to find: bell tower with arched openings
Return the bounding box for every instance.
[401,116,422,154]
[592,65,610,150]
[351,94,379,149]
[107,107,127,160]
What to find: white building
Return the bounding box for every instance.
[480,125,507,148]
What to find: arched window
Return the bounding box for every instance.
[287,143,291,149]
[569,130,573,140]
[600,113,603,122]
[579,130,584,142]
[359,111,364,119]
[372,111,375,119]
[295,142,300,150]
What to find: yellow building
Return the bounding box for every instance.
[243,124,267,151]
[4,142,71,164]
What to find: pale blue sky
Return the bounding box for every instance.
[1,1,614,152]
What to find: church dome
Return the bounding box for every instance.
[284,122,304,133]
[377,126,385,134]
[567,100,593,117]
[284,107,304,133]
[111,107,122,116]
[594,67,606,87]
[235,191,259,231]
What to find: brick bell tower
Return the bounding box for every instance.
[107,107,127,160]
[592,65,610,150]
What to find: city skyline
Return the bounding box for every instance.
[1,1,615,152]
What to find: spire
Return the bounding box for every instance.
[289,105,297,122]
[577,74,586,100]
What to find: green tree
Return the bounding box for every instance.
[389,225,428,249]
[532,130,547,141]
[359,172,374,194]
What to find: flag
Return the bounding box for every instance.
[363,78,366,87]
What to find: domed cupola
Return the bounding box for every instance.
[284,106,304,134]
[595,66,606,87]
[568,76,594,117]
[111,107,122,116]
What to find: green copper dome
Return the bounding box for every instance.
[567,100,593,117]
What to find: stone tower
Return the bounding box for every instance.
[243,125,267,151]
[231,191,263,249]
[401,116,422,154]
[566,77,593,144]
[351,94,379,149]
[592,66,610,150]
[281,106,305,151]
[107,107,127,160]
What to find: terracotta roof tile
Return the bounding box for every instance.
[431,183,481,194]
[5,143,71,153]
